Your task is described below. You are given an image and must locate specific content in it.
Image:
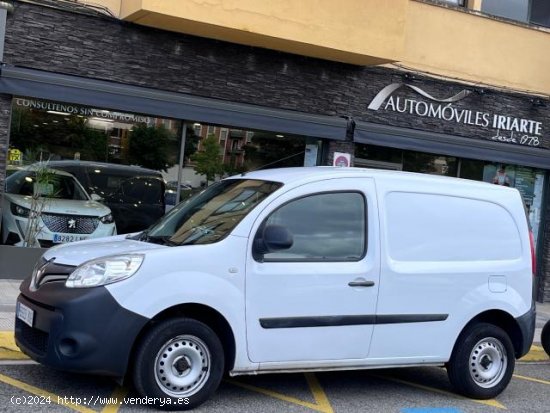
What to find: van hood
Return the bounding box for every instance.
[42,234,166,266]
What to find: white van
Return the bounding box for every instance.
[15,167,536,410]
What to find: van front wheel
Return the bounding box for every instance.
[447,323,514,399]
[133,318,224,410]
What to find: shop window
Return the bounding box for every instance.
[354,144,404,170]
[481,0,550,28]
[403,152,458,176]
[437,0,466,6]
[459,159,545,246]
[6,97,311,248]
[531,0,550,27]
[7,97,183,242]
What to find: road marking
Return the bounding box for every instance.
[305,373,334,413]
[100,386,129,413]
[227,372,334,413]
[0,372,96,413]
[372,374,506,410]
[0,359,37,366]
[519,345,549,362]
[0,331,28,360]
[401,409,463,413]
[513,374,550,386]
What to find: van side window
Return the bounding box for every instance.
[261,192,366,262]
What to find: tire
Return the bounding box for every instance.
[447,323,514,399]
[542,320,550,357]
[133,318,225,411]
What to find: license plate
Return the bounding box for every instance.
[17,301,34,328]
[53,234,87,243]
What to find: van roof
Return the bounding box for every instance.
[231,166,516,192]
[46,160,162,175]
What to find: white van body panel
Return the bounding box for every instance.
[368,174,532,361]
[105,236,255,372]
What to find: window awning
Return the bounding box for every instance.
[0,65,348,140]
[355,121,550,169]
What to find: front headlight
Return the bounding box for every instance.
[65,254,144,288]
[11,203,30,217]
[100,213,114,224]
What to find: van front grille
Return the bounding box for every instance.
[15,318,49,356]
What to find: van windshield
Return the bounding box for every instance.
[142,179,282,246]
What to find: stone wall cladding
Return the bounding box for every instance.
[0,94,12,190]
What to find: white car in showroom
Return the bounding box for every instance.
[2,167,116,247]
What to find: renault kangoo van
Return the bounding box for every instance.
[15,167,535,410]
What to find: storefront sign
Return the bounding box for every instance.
[14,98,151,123]
[368,83,544,148]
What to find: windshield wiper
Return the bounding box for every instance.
[143,235,177,246]
[132,230,176,246]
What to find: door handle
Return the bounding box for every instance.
[348,280,375,287]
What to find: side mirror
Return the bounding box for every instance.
[254,224,293,256]
[90,193,104,202]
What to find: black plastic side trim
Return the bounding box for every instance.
[259,314,448,329]
[515,302,536,358]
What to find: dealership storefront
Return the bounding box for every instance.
[0,1,549,300]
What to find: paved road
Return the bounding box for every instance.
[0,359,549,412]
[1,279,549,412]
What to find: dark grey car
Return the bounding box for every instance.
[47,161,166,234]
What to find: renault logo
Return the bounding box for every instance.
[68,218,76,229]
[30,258,54,292]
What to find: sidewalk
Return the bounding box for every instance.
[1,279,550,342]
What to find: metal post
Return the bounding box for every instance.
[175,122,187,204]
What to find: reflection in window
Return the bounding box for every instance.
[403,152,457,176]
[149,179,282,245]
[6,170,88,200]
[263,192,366,261]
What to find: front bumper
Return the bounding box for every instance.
[5,214,116,247]
[15,277,148,378]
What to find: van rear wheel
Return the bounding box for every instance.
[447,323,514,399]
[133,318,224,410]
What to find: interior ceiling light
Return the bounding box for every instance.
[47,110,71,116]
